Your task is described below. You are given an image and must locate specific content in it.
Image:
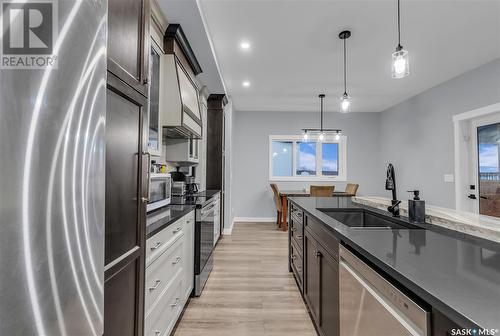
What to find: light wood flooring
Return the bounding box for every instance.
[173,222,316,336]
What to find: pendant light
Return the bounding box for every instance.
[392,0,409,78]
[301,94,342,142]
[339,30,351,113]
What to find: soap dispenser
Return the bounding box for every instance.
[407,190,425,223]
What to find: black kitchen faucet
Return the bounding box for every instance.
[385,163,401,217]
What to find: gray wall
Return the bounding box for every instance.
[233,111,383,218]
[379,58,500,208]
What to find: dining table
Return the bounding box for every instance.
[278,190,355,231]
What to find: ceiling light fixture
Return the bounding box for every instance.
[301,94,342,143]
[392,0,409,78]
[339,30,351,113]
[240,41,251,50]
[242,81,250,87]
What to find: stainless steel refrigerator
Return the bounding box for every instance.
[0,1,107,335]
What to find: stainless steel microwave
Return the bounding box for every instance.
[147,173,172,212]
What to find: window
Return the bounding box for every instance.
[269,135,346,181]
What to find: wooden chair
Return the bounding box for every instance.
[310,185,335,197]
[270,183,283,228]
[345,183,359,196]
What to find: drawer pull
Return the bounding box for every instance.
[172,227,182,234]
[150,242,162,251]
[148,279,162,292]
[170,297,180,307]
[296,234,302,239]
[154,331,161,336]
[291,254,297,260]
[172,256,182,264]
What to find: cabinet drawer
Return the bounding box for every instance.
[291,219,303,251]
[144,272,184,336]
[145,236,185,315]
[290,239,303,291]
[305,215,339,261]
[146,218,185,266]
[290,204,304,223]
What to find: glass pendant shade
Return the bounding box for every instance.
[340,93,350,113]
[392,47,409,78]
[318,132,326,142]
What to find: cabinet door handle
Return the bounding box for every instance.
[296,235,302,239]
[172,227,182,234]
[291,254,297,260]
[150,242,162,251]
[172,256,181,264]
[154,331,161,336]
[315,251,322,258]
[292,227,297,232]
[148,279,162,292]
[170,297,180,307]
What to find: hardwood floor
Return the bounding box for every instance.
[173,222,316,336]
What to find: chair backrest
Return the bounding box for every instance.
[310,185,334,197]
[345,183,359,195]
[270,183,282,211]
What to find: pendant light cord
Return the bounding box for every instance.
[343,37,347,95]
[320,96,324,131]
[397,0,402,49]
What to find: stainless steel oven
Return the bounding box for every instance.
[194,198,216,296]
[339,246,429,336]
[147,173,172,212]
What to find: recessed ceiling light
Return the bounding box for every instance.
[242,81,250,87]
[240,41,251,50]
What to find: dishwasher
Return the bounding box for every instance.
[339,246,430,336]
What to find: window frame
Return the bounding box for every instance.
[268,135,347,182]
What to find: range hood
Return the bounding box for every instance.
[161,24,203,139]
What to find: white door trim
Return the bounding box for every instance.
[454,102,500,212]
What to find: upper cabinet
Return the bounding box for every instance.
[161,24,203,139]
[108,0,150,97]
[148,2,167,156]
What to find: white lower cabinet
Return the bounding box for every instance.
[145,210,195,336]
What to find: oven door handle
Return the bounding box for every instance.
[142,151,151,203]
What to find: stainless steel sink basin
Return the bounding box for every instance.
[318,208,424,230]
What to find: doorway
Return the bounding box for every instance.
[454,103,500,217]
[474,119,500,217]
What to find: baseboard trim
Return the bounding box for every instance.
[233,217,276,223]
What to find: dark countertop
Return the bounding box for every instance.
[170,190,221,207]
[289,197,500,330]
[146,204,195,238]
[195,190,220,198]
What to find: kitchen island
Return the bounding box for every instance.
[288,196,500,335]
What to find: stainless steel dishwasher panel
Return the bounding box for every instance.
[339,246,429,336]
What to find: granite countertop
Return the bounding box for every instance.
[146,204,195,238]
[289,196,500,330]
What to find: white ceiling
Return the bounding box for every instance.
[158,0,226,94]
[197,0,500,112]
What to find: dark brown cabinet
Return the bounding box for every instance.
[108,0,150,97]
[304,233,321,323]
[104,73,148,336]
[304,218,340,336]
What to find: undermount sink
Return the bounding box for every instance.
[318,208,424,230]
